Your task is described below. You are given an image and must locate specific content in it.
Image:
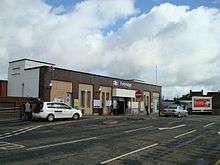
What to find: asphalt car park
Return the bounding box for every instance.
[0,115,219,165]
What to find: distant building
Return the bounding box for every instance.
[190,90,203,97]
[179,90,220,114]
[0,80,7,96]
[207,92,220,114]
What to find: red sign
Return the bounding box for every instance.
[135,90,144,101]
[194,98,211,108]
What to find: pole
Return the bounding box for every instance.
[156,65,158,84]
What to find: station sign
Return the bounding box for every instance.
[113,80,132,88]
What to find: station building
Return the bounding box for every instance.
[7,59,161,115]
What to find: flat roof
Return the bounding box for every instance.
[25,65,161,88]
[9,58,55,66]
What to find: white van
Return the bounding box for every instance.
[32,102,82,122]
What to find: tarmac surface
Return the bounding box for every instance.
[0,115,219,165]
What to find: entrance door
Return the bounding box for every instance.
[118,98,125,114]
[118,101,124,114]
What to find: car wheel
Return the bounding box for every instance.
[72,113,80,120]
[47,114,54,122]
[177,113,181,118]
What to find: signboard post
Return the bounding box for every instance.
[135,90,144,115]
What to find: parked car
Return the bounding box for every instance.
[32,102,82,122]
[160,104,188,117]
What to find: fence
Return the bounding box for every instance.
[0,107,22,122]
[0,96,28,122]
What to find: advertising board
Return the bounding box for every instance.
[192,97,212,111]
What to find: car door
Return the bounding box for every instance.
[61,103,73,118]
[53,103,65,118]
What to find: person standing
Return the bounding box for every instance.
[25,101,32,121]
[145,105,149,115]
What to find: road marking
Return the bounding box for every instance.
[26,136,98,151]
[217,132,220,135]
[124,126,153,133]
[0,142,25,150]
[0,125,42,140]
[158,124,186,130]
[203,122,215,128]
[100,143,159,164]
[0,126,38,137]
[174,130,196,139]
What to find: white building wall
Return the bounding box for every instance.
[7,59,52,97]
[7,60,25,96]
[23,68,40,97]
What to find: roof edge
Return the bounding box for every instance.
[9,58,55,66]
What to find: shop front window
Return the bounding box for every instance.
[87,91,91,108]
[80,91,85,108]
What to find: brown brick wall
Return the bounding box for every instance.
[38,66,161,102]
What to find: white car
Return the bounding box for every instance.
[32,102,82,122]
[160,104,188,117]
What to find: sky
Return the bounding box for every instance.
[0,0,220,99]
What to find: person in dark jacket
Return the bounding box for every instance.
[145,105,149,115]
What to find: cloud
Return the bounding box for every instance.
[103,3,220,97]
[0,1,220,98]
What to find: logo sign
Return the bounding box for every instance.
[194,98,211,108]
[113,80,119,86]
[113,80,132,88]
[135,90,144,101]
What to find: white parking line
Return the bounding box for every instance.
[26,136,98,151]
[158,124,186,130]
[0,126,38,137]
[0,142,25,150]
[174,130,196,139]
[124,126,153,133]
[100,143,159,164]
[0,125,42,140]
[203,122,215,128]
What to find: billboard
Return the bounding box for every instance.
[192,97,212,111]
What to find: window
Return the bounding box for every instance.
[54,103,64,109]
[80,91,85,108]
[87,91,91,108]
[47,103,64,109]
[60,103,71,109]
[47,103,55,108]
[168,105,177,109]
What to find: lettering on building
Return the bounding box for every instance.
[113,80,132,88]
